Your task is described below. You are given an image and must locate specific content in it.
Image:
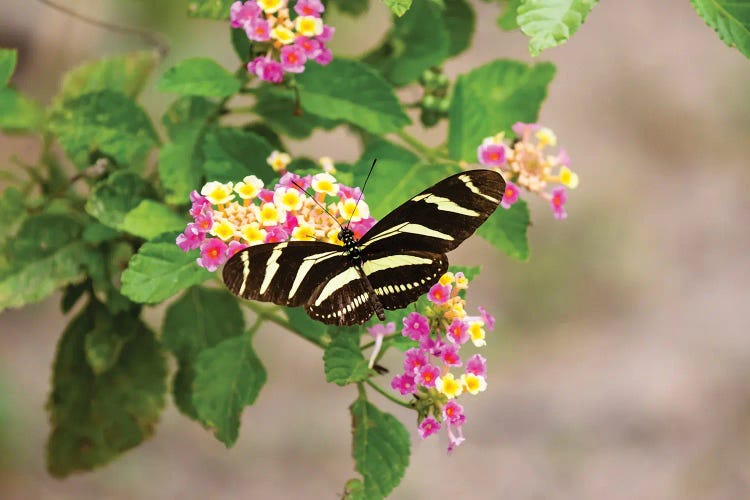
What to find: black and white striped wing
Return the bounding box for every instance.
[362,251,448,310]
[304,267,381,325]
[223,241,348,307]
[358,169,504,256]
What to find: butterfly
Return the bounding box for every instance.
[223,169,505,326]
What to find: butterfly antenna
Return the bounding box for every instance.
[291,180,344,230]
[347,158,377,227]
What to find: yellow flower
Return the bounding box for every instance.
[258,0,285,14]
[241,222,267,244]
[271,25,295,44]
[461,373,487,395]
[536,127,557,147]
[337,198,369,222]
[559,166,579,189]
[267,150,292,172]
[201,181,234,205]
[234,175,264,200]
[468,321,486,347]
[445,300,466,320]
[210,219,236,241]
[455,272,469,289]
[311,173,339,196]
[439,272,454,286]
[292,223,316,241]
[295,15,323,37]
[319,156,336,174]
[327,228,342,245]
[436,373,463,399]
[258,202,286,226]
[274,187,304,211]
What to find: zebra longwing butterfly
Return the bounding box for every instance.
[223,169,505,326]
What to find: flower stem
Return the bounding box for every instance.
[365,379,413,409]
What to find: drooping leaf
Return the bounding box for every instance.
[0,48,17,87]
[295,59,410,135]
[58,51,157,101]
[49,90,158,168]
[448,60,556,161]
[187,0,234,19]
[192,333,267,447]
[443,0,476,57]
[0,87,45,133]
[85,171,152,229]
[477,199,530,260]
[324,333,370,386]
[118,200,187,240]
[172,360,199,419]
[517,0,599,56]
[497,0,522,30]
[350,398,410,499]
[201,127,276,182]
[157,58,241,98]
[382,0,413,17]
[690,0,750,59]
[84,309,139,375]
[47,301,167,477]
[120,233,212,304]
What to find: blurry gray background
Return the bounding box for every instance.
[1,0,749,498]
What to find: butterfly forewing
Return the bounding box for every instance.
[305,267,380,326]
[362,251,448,310]
[223,241,348,307]
[358,170,505,255]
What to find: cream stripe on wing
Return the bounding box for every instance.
[259,242,288,295]
[238,251,250,296]
[362,254,433,275]
[412,193,480,216]
[360,222,453,249]
[459,174,499,203]
[288,250,341,300]
[313,267,361,306]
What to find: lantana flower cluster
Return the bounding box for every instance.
[176,153,376,271]
[477,122,580,219]
[381,271,494,453]
[230,0,334,83]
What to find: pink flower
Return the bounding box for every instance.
[500,181,520,209]
[427,283,450,305]
[442,401,465,425]
[258,188,275,203]
[176,225,203,252]
[403,348,427,373]
[477,306,495,331]
[423,337,444,356]
[230,1,261,28]
[294,36,322,58]
[557,148,570,167]
[227,240,248,257]
[512,121,541,137]
[465,354,487,378]
[197,238,228,271]
[477,143,506,167]
[282,212,299,232]
[367,322,395,338]
[440,344,462,367]
[418,417,441,439]
[189,195,211,218]
[314,46,333,66]
[402,312,430,341]
[416,364,440,388]
[280,45,307,73]
[248,56,284,83]
[446,319,469,345]
[349,217,376,239]
[446,423,466,453]
[294,0,324,17]
[246,18,271,42]
[193,213,213,234]
[391,373,417,395]
[265,225,289,242]
[550,186,567,220]
[317,24,335,43]
[277,172,304,190]
[337,185,361,200]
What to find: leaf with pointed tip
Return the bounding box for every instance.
[324,333,369,386]
[58,51,157,101]
[517,0,599,56]
[690,0,750,58]
[118,200,187,240]
[0,48,17,87]
[157,58,241,98]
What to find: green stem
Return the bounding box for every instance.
[393,129,436,160]
[365,379,412,409]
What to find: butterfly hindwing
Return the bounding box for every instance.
[305,266,380,326]
[223,241,348,307]
[362,251,448,310]
[359,169,505,255]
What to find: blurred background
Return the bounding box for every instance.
[1,0,749,498]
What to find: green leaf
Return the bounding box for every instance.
[0,87,45,133]
[350,398,410,499]
[517,0,599,56]
[47,301,167,477]
[253,88,340,139]
[450,264,480,282]
[84,310,138,375]
[85,171,152,229]
[157,58,241,98]
[324,333,369,386]
[383,0,413,17]
[201,127,276,182]
[120,233,212,304]
[477,199,530,260]
[82,223,120,244]
[0,214,89,313]
[49,90,158,168]
[366,1,450,86]
[118,200,187,240]
[284,307,331,346]
[192,333,267,447]
[0,186,26,241]
[448,60,556,161]
[296,59,410,135]
[0,48,17,87]
[187,0,234,19]
[162,95,220,143]
[58,51,157,101]
[498,0,522,30]
[172,361,199,419]
[444,0,476,57]
[690,0,750,58]
[231,26,252,62]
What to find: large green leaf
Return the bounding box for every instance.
[49,90,158,168]
[477,199,530,260]
[253,88,340,139]
[120,233,212,304]
[192,333,267,447]
[157,58,241,98]
[46,301,167,477]
[201,127,276,182]
[162,95,219,143]
[0,87,45,133]
[296,59,410,135]
[517,0,599,56]
[444,0,476,57]
[350,398,410,499]
[58,51,157,101]
[690,0,750,58]
[118,200,187,240]
[448,60,556,161]
[324,333,369,386]
[498,0,522,30]
[0,48,17,87]
[84,309,139,375]
[187,0,234,19]
[85,171,152,229]
[0,214,89,313]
